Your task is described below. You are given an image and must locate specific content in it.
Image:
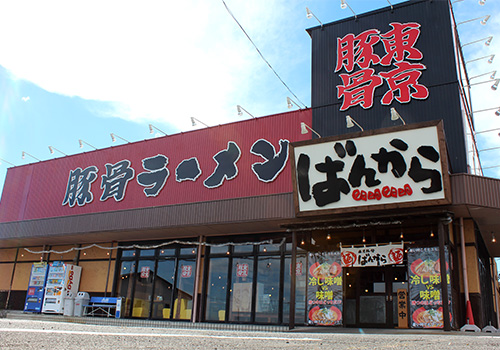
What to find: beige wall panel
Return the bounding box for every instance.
[79,261,115,293]
[463,219,476,243]
[0,249,17,262]
[79,243,116,260]
[18,248,44,262]
[11,263,33,290]
[465,246,480,293]
[0,264,14,289]
[48,245,78,261]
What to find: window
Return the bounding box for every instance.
[203,235,291,325]
[115,242,199,320]
[205,258,229,321]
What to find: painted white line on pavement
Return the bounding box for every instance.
[0,328,320,342]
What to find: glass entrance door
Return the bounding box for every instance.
[344,266,405,328]
[358,267,391,326]
[172,258,196,320]
[152,259,175,320]
[132,260,155,318]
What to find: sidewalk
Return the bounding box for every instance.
[3,310,499,336]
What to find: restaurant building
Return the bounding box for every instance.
[0,0,499,330]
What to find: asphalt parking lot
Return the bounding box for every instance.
[0,318,499,350]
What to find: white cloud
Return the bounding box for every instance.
[0,0,498,174]
[21,96,30,102]
[0,0,303,132]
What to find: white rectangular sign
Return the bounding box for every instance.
[341,243,404,267]
[292,123,448,214]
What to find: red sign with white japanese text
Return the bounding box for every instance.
[0,110,311,222]
[335,22,428,111]
[140,266,150,279]
[236,263,249,278]
[180,265,192,278]
[289,262,303,276]
[341,243,404,267]
[307,0,468,174]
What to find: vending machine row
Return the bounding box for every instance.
[23,261,82,314]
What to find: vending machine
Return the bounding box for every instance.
[42,261,82,314]
[24,262,49,313]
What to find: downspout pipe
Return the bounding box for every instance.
[490,257,500,328]
[460,217,470,304]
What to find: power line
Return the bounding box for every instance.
[221,0,307,109]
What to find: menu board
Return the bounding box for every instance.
[307,251,342,326]
[408,247,452,328]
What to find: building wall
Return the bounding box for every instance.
[463,219,481,294]
[457,218,497,328]
[11,263,32,291]
[0,263,14,290]
[47,245,78,262]
[0,247,40,309]
[0,248,16,293]
[79,261,116,293]
[0,243,117,310]
[78,243,117,294]
[0,248,17,262]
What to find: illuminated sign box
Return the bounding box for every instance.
[291,120,450,216]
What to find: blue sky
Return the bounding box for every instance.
[0,0,499,199]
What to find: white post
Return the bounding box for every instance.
[460,217,470,304]
[192,235,204,323]
[459,217,480,332]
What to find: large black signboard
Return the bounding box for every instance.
[408,247,452,328]
[308,0,467,173]
[307,251,343,326]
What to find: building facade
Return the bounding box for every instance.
[0,0,499,330]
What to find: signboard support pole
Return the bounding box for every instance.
[289,231,297,330]
[438,219,451,331]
